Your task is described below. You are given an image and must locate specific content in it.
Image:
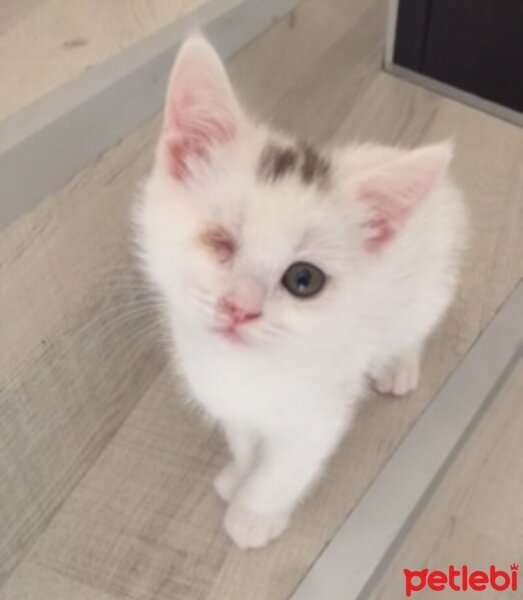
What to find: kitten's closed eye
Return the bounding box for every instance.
[282,262,326,299]
[199,225,236,263]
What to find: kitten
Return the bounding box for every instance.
[134,36,467,549]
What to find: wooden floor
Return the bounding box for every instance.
[0,0,231,120]
[1,0,523,598]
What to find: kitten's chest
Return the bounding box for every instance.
[174,330,339,427]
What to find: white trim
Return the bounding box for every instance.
[291,282,523,600]
[384,0,399,70]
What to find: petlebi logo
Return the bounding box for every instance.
[404,563,519,596]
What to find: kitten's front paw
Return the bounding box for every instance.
[214,462,244,502]
[372,361,420,397]
[224,503,290,549]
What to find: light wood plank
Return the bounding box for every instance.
[228,0,380,120]
[2,373,231,600]
[0,115,165,583]
[0,563,118,600]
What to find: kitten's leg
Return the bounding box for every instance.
[224,419,346,548]
[371,342,422,397]
[214,423,258,503]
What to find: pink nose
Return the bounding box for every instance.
[217,297,262,324]
[217,277,265,327]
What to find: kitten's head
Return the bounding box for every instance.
[137,36,451,349]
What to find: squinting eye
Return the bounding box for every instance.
[281,262,326,299]
[199,225,235,262]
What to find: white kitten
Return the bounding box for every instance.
[134,36,467,548]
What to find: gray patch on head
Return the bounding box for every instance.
[258,140,330,186]
[299,143,331,185]
[258,143,298,182]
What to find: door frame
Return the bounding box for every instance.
[384,0,522,127]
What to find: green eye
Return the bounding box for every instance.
[282,262,326,299]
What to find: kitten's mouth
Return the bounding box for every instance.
[212,325,247,344]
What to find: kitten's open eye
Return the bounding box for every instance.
[282,262,326,299]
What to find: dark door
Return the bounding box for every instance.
[393,0,523,113]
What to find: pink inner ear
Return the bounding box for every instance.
[166,109,236,180]
[360,178,425,251]
[162,40,239,181]
[363,213,395,251]
[358,146,450,252]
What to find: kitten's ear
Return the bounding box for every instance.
[354,143,453,251]
[160,36,244,180]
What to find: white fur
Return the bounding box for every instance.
[134,37,467,548]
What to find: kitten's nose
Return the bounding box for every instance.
[217,277,265,325]
[218,298,261,324]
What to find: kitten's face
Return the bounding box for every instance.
[143,141,359,347]
[137,37,452,348]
